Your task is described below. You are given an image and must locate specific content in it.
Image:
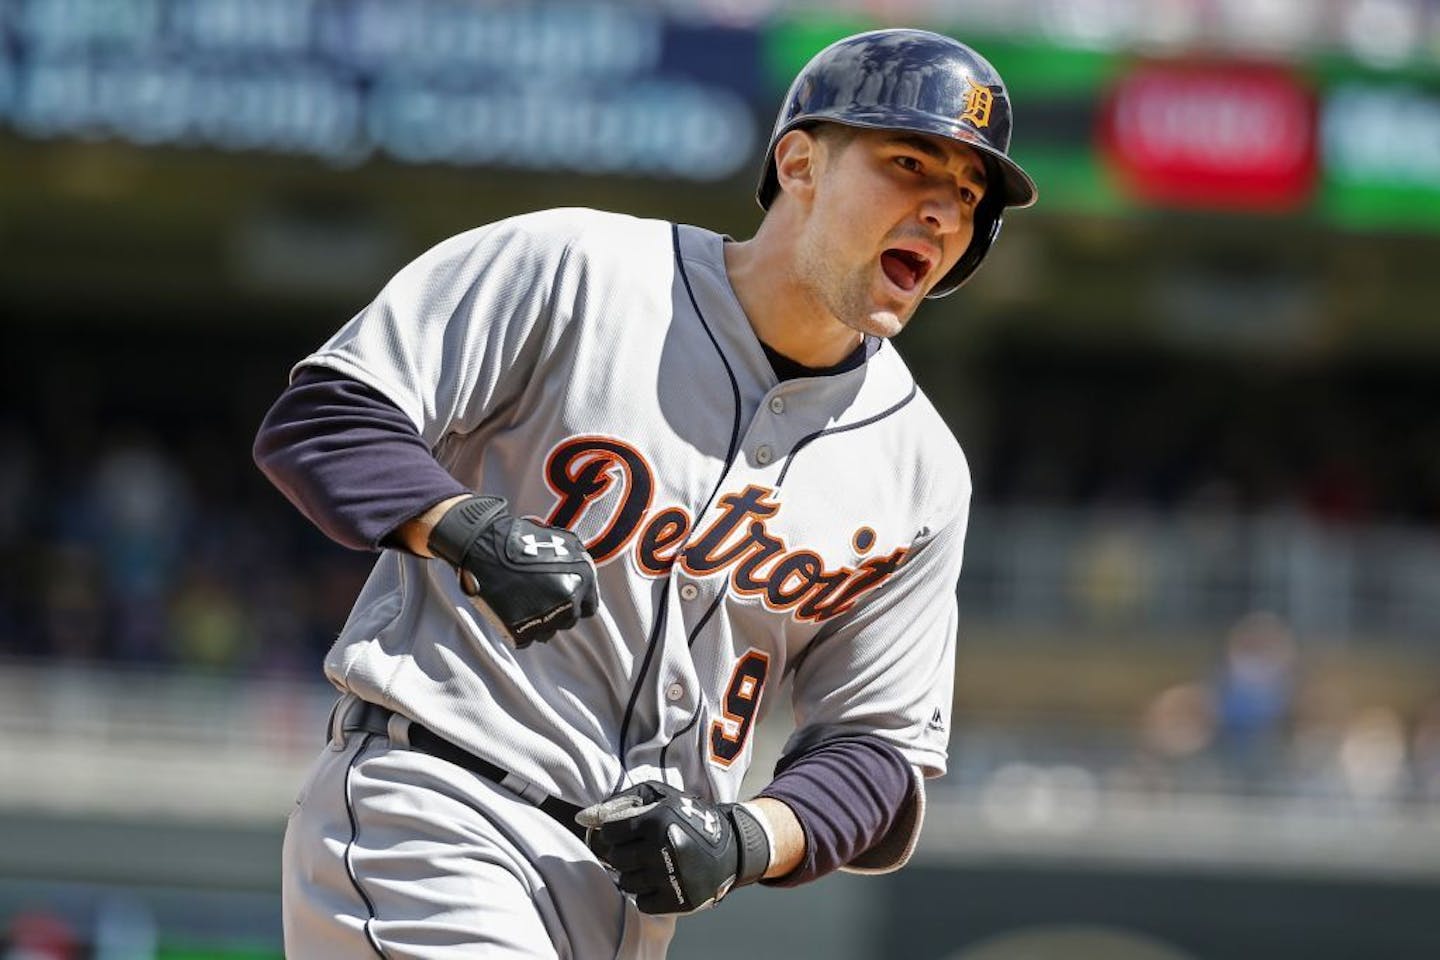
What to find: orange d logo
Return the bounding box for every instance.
[960,78,993,129]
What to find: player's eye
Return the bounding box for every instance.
[894,154,923,173]
[960,186,978,206]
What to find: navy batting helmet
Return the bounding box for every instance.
[757,29,1037,298]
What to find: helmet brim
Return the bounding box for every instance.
[757,111,1038,211]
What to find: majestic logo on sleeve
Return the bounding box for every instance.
[543,436,908,622]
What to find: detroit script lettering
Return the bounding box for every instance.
[543,436,908,622]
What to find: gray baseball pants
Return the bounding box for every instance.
[282,696,675,958]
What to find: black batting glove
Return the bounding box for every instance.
[427,495,599,648]
[577,781,771,915]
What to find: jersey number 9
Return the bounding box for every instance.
[709,650,770,768]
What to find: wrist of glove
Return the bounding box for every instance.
[578,782,771,915]
[427,495,598,648]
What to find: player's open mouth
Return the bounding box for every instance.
[880,248,930,293]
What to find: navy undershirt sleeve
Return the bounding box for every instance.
[253,367,469,551]
[757,734,914,886]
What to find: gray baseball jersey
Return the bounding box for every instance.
[290,207,969,952]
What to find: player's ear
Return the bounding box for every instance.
[773,128,820,205]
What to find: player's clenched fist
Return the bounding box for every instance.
[427,494,598,648]
[578,781,770,915]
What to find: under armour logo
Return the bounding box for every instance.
[520,533,570,557]
[680,798,718,836]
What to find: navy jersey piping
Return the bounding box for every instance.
[686,593,725,649]
[613,223,743,782]
[776,382,919,487]
[612,583,670,792]
[342,732,388,958]
[658,705,704,785]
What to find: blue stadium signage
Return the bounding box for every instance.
[0,0,760,181]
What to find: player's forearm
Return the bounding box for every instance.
[754,734,915,886]
[747,796,807,879]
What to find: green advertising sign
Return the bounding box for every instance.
[1316,79,1440,230]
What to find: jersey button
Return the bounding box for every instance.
[769,396,785,415]
[679,583,700,601]
[666,683,685,702]
[755,443,773,465]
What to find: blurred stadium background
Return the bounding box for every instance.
[3,0,1440,957]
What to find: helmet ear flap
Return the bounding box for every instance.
[927,183,1004,299]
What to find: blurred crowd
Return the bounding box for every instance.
[975,349,1440,529]
[671,0,1440,69]
[953,609,1440,814]
[1126,611,1440,808]
[0,413,370,676]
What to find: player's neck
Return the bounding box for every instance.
[723,232,863,369]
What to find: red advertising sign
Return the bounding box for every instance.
[1099,62,1318,211]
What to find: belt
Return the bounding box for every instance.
[340,699,587,842]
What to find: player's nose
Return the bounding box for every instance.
[919,188,963,236]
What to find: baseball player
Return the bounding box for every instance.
[255,29,1035,959]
